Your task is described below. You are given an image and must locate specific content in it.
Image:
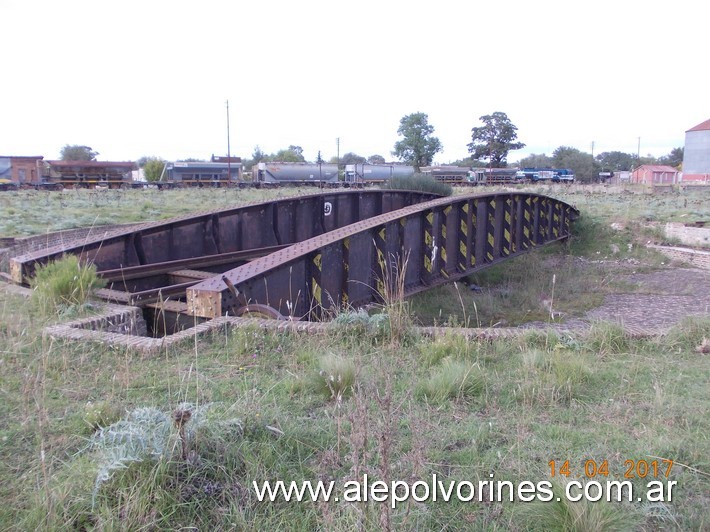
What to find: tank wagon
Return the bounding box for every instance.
[344,163,415,183]
[254,162,339,185]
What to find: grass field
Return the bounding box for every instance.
[0,185,708,530]
[0,187,309,237]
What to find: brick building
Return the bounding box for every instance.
[630,165,680,184]
[0,156,44,185]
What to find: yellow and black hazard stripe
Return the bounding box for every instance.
[374,226,386,297]
[341,237,350,306]
[552,201,561,238]
[486,198,496,262]
[311,251,323,308]
[423,210,434,274]
[470,200,478,266]
[537,197,548,242]
[440,206,451,278]
[502,197,513,256]
[458,202,470,270]
[522,197,532,249]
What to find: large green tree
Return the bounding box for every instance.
[552,146,597,182]
[467,112,525,167]
[367,154,386,164]
[137,156,166,182]
[450,156,487,168]
[60,145,98,161]
[392,112,442,171]
[657,147,684,168]
[595,151,635,172]
[242,145,267,169]
[251,145,267,164]
[273,146,306,162]
[340,152,366,165]
[518,153,553,168]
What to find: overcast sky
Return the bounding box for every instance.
[1,0,706,165]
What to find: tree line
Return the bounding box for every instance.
[58,111,684,183]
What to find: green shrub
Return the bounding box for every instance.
[82,400,123,433]
[660,316,710,352]
[86,404,240,503]
[331,309,389,338]
[382,173,453,196]
[584,321,631,356]
[520,478,642,531]
[421,335,471,367]
[514,348,593,406]
[416,360,484,403]
[309,354,357,399]
[30,255,105,315]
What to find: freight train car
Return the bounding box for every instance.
[420,165,471,184]
[41,160,138,189]
[515,168,575,183]
[344,163,415,183]
[162,159,242,187]
[254,162,339,185]
[470,168,520,185]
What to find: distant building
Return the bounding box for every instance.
[630,165,680,184]
[0,155,44,184]
[682,119,710,183]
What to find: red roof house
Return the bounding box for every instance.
[631,165,680,184]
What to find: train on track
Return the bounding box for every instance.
[250,162,572,187]
[516,167,576,183]
[0,155,574,191]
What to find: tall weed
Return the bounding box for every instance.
[30,255,105,316]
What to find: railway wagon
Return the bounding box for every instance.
[470,167,520,185]
[41,160,137,189]
[420,165,470,184]
[344,163,415,183]
[254,162,339,184]
[516,168,575,183]
[162,159,242,187]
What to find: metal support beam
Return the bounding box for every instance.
[186,193,578,320]
[10,190,439,284]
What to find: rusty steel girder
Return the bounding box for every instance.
[186,193,579,320]
[9,190,439,285]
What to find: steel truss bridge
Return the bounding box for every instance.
[10,190,578,333]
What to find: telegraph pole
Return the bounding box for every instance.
[336,137,340,181]
[591,141,595,182]
[226,100,232,180]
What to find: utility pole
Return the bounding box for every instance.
[226,100,232,181]
[637,137,641,167]
[591,141,595,182]
[336,137,340,181]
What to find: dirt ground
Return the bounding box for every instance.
[529,267,710,335]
